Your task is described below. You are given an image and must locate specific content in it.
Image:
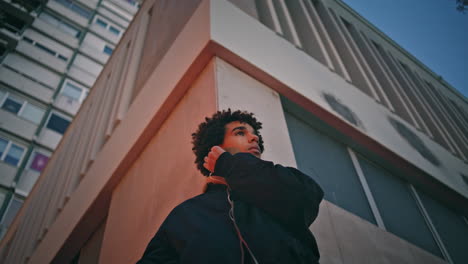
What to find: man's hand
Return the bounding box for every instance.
[203,146,226,173]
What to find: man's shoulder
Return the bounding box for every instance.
[166,192,211,217]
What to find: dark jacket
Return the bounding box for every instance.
[137,152,324,264]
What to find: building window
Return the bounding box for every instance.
[39,12,82,38]
[0,197,23,231]
[284,110,377,224]
[22,37,69,62]
[29,151,50,173]
[46,112,71,135]
[417,189,468,263]
[109,26,121,36]
[94,16,122,36]
[61,80,87,102]
[125,0,139,6]
[103,45,113,55]
[357,156,443,258]
[95,18,108,28]
[0,91,45,124]
[0,137,26,167]
[53,0,92,19]
[1,96,22,114]
[21,104,45,124]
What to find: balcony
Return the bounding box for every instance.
[46,1,89,28]
[0,67,54,103]
[0,110,38,140]
[16,41,68,74]
[32,19,79,49]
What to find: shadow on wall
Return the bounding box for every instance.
[388,116,441,167]
[322,92,364,130]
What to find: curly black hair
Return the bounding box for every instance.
[191,109,265,176]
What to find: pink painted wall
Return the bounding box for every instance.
[99,60,217,263]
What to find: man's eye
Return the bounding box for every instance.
[236,132,245,136]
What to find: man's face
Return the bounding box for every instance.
[219,121,261,158]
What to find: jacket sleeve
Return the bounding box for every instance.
[213,152,324,234]
[136,227,179,264]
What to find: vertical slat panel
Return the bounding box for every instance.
[40,126,82,243]
[105,43,131,138]
[409,71,459,153]
[255,0,283,34]
[355,31,395,111]
[449,100,468,129]
[442,96,468,138]
[337,17,383,103]
[429,88,468,158]
[273,0,302,47]
[420,79,464,155]
[88,63,122,164]
[304,0,351,81]
[117,11,150,122]
[388,56,433,138]
[392,60,434,138]
[423,81,468,160]
[78,75,111,177]
[374,45,423,129]
[369,40,421,127]
[315,5,376,98]
[5,179,46,263]
[284,0,333,68]
[41,106,92,235]
[400,65,458,153]
[8,129,76,263]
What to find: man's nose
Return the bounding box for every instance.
[249,133,259,143]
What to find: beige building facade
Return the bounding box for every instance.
[0,0,139,239]
[0,0,467,263]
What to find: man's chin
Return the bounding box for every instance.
[248,150,261,158]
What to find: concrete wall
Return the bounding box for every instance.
[216,58,296,168]
[312,201,446,264]
[214,57,447,264]
[99,59,217,263]
[99,55,449,263]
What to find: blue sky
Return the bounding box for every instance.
[341,0,468,99]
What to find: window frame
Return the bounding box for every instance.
[60,80,88,103]
[53,0,92,20]
[0,196,24,230]
[103,45,113,55]
[0,91,45,124]
[93,15,123,36]
[22,36,69,62]
[0,136,27,167]
[39,12,82,38]
[44,111,72,135]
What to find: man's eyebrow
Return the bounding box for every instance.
[231,126,247,133]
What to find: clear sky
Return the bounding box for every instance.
[341,0,468,99]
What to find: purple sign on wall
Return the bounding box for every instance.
[30,152,49,172]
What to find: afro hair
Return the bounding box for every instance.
[191,109,264,176]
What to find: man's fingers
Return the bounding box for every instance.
[204,146,225,173]
[208,152,217,159]
[211,146,225,154]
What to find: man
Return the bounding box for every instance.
[137,109,324,263]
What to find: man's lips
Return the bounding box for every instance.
[248,146,260,153]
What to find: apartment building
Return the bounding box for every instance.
[0,0,138,239]
[0,0,467,263]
